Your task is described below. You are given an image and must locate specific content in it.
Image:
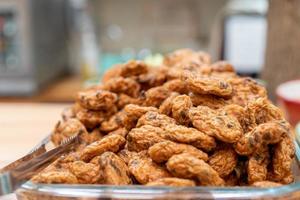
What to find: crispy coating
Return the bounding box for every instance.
[108,127,128,138]
[126,125,165,152]
[163,79,188,94]
[144,86,172,107]
[99,152,132,185]
[77,89,117,111]
[103,77,141,98]
[102,64,122,83]
[161,124,216,151]
[166,153,225,186]
[189,106,243,143]
[80,134,126,161]
[100,111,126,133]
[211,61,235,73]
[128,153,171,184]
[247,146,270,184]
[117,149,138,164]
[171,95,193,125]
[123,104,158,129]
[51,119,87,146]
[246,97,284,125]
[117,93,142,109]
[136,111,177,128]
[136,67,168,90]
[148,140,208,163]
[79,128,104,145]
[227,77,267,107]
[76,106,117,130]
[146,178,196,187]
[189,93,227,109]
[208,146,238,178]
[67,161,101,184]
[163,48,211,67]
[270,135,295,183]
[252,181,282,187]
[120,60,148,77]
[32,170,78,184]
[234,121,290,155]
[182,71,233,98]
[220,104,255,132]
[159,92,180,116]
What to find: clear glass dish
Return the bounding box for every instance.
[15,140,300,200]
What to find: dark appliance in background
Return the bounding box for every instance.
[0,0,69,96]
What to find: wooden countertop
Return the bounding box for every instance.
[0,103,70,168]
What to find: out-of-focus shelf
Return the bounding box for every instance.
[0,75,84,103]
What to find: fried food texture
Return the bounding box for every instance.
[34,49,294,187]
[208,146,238,178]
[128,153,171,184]
[166,153,225,186]
[99,152,132,185]
[189,106,243,143]
[80,134,126,161]
[148,140,208,163]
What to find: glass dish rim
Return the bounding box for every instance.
[16,140,300,199]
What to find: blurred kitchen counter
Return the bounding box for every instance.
[0,103,70,168]
[0,75,83,103]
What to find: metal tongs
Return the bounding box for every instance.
[0,133,80,196]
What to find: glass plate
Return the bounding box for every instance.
[15,141,300,200]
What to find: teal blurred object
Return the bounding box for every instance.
[296,123,300,142]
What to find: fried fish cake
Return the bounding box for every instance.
[166,153,225,186]
[270,135,295,184]
[77,89,117,111]
[189,106,243,143]
[126,125,165,152]
[128,153,171,184]
[163,48,211,68]
[189,93,227,109]
[246,97,284,125]
[234,121,290,155]
[159,92,180,116]
[247,146,270,184]
[119,60,148,77]
[80,134,126,161]
[136,111,177,128]
[208,146,238,178]
[123,104,157,129]
[182,71,233,98]
[32,170,78,184]
[144,86,172,107]
[76,105,117,130]
[67,161,101,184]
[227,77,267,107]
[99,152,132,185]
[171,95,193,126]
[99,111,126,133]
[148,140,208,163]
[161,124,216,151]
[220,104,255,132]
[103,77,141,98]
[51,119,87,146]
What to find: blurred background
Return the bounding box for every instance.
[0,0,275,99]
[1,0,300,170]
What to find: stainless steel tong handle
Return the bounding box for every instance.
[0,133,80,196]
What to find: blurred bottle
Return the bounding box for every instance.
[68,0,100,80]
